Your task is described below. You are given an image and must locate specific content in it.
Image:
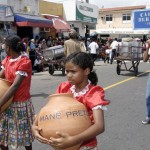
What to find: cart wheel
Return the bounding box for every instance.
[62,67,65,76]
[49,64,54,75]
[134,66,138,76]
[116,65,121,75]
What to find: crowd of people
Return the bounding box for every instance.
[1,33,150,74]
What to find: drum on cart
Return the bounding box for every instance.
[116,38,143,76]
[42,45,65,75]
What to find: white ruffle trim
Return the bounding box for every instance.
[9,55,22,62]
[16,71,28,77]
[92,105,107,111]
[70,80,91,97]
[70,80,107,111]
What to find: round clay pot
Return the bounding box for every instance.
[0,78,13,113]
[38,93,92,150]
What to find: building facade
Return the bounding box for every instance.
[0,0,98,40]
[94,5,150,40]
[0,0,53,39]
[63,0,98,37]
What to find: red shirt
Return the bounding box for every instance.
[56,81,109,147]
[2,55,32,102]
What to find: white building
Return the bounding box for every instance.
[63,0,98,37]
[93,5,150,40]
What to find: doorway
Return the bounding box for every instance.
[17,27,33,39]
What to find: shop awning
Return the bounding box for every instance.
[43,15,70,32]
[14,14,53,27]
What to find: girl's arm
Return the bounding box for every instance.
[50,109,104,149]
[32,114,49,144]
[143,43,150,62]
[143,48,149,62]
[0,74,24,107]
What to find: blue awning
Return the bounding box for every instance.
[14,14,53,27]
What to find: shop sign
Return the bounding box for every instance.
[96,28,150,34]
[0,5,5,18]
[0,5,13,21]
[76,1,98,23]
[133,9,150,30]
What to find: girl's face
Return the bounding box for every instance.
[5,45,10,56]
[65,61,90,87]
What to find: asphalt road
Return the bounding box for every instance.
[10,60,150,150]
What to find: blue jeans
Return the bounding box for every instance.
[145,74,150,119]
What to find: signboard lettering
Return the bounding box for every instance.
[133,9,150,29]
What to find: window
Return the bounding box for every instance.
[122,14,131,23]
[106,14,113,22]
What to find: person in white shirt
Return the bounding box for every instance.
[88,38,99,65]
[1,38,7,61]
[110,38,119,64]
[34,56,43,72]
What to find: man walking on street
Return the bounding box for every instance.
[88,38,99,65]
[64,29,86,57]
[110,38,118,64]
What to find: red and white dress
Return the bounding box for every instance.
[56,81,110,150]
[0,55,35,149]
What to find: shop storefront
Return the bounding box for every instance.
[14,14,53,39]
[96,28,150,39]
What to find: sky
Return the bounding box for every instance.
[44,0,150,8]
[92,0,150,8]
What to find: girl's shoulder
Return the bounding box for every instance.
[2,56,11,65]
[56,81,72,93]
[15,56,32,71]
[18,55,31,63]
[88,84,104,93]
[86,84,110,106]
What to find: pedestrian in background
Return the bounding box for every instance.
[29,39,36,74]
[110,38,118,64]
[64,29,86,57]
[142,38,150,124]
[32,52,110,150]
[88,38,99,65]
[0,35,35,150]
[0,38,7,61]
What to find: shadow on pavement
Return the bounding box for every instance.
[31,93,49,98]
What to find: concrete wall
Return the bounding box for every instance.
[6,0,39,15]
[39,0,63,17]
[97,10,133,29]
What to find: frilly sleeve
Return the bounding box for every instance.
[85,86,110,109]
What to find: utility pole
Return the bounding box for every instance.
[84,0,89,51]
